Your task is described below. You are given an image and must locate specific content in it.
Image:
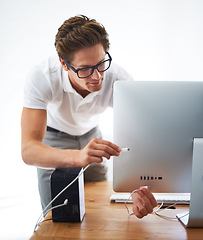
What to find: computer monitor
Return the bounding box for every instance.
[113,81,203,193]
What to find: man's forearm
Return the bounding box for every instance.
[21,138,121,169]
[21,140,80,168]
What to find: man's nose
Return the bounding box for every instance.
[91,68,101,79]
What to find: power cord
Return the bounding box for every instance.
[154,202,190,220]
[125,189,190,220]
[34,164,90,232]
[33,147,131,231]
[124,188,164,215]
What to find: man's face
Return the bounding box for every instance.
[60,43,106,97]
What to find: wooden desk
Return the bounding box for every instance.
[30,181,203,240]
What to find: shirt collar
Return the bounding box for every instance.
[62,69,75,93]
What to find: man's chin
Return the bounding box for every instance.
[88,79,103,91]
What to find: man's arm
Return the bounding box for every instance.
[21,107,121,168]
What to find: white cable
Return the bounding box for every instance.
[124,189,164,215]
[125,189,138,215]
[154,201,190,220]
[34,164,90,232]
[34,148,129,231]
[42,199,69,219]
[125,190,190,219]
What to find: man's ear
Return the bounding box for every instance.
[59,57,68,71]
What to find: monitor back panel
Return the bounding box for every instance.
[113,81,203,193]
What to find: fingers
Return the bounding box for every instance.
[132,188,158,219]
[87,138,121,159]
[141,187,157,208]
[93,138,121,157]
[80,138,121,165]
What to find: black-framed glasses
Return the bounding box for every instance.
[64,52,112,79]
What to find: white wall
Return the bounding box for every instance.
[0,1,203,239]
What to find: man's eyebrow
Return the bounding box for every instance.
[76,57,106,69]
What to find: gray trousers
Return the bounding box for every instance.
[37,126,107,211]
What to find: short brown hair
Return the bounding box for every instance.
[55,15,110,63]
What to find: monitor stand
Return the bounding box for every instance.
[176,138,203,227]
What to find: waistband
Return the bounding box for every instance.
[46,126,98,140]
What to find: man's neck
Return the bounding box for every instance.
[69,77,90,98]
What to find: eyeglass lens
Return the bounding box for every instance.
[77,59,111,78]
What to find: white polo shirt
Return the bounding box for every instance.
[23,55,134,136]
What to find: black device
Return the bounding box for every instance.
[51,167,85,222]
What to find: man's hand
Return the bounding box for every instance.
[78,138,121,167]
[132,187,157,218]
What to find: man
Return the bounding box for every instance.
[21,15,157,218]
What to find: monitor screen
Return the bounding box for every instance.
[113,81,203,193]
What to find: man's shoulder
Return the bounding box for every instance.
[34,55,61,74]
[28,55,64,83]
[25,55,65,95]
